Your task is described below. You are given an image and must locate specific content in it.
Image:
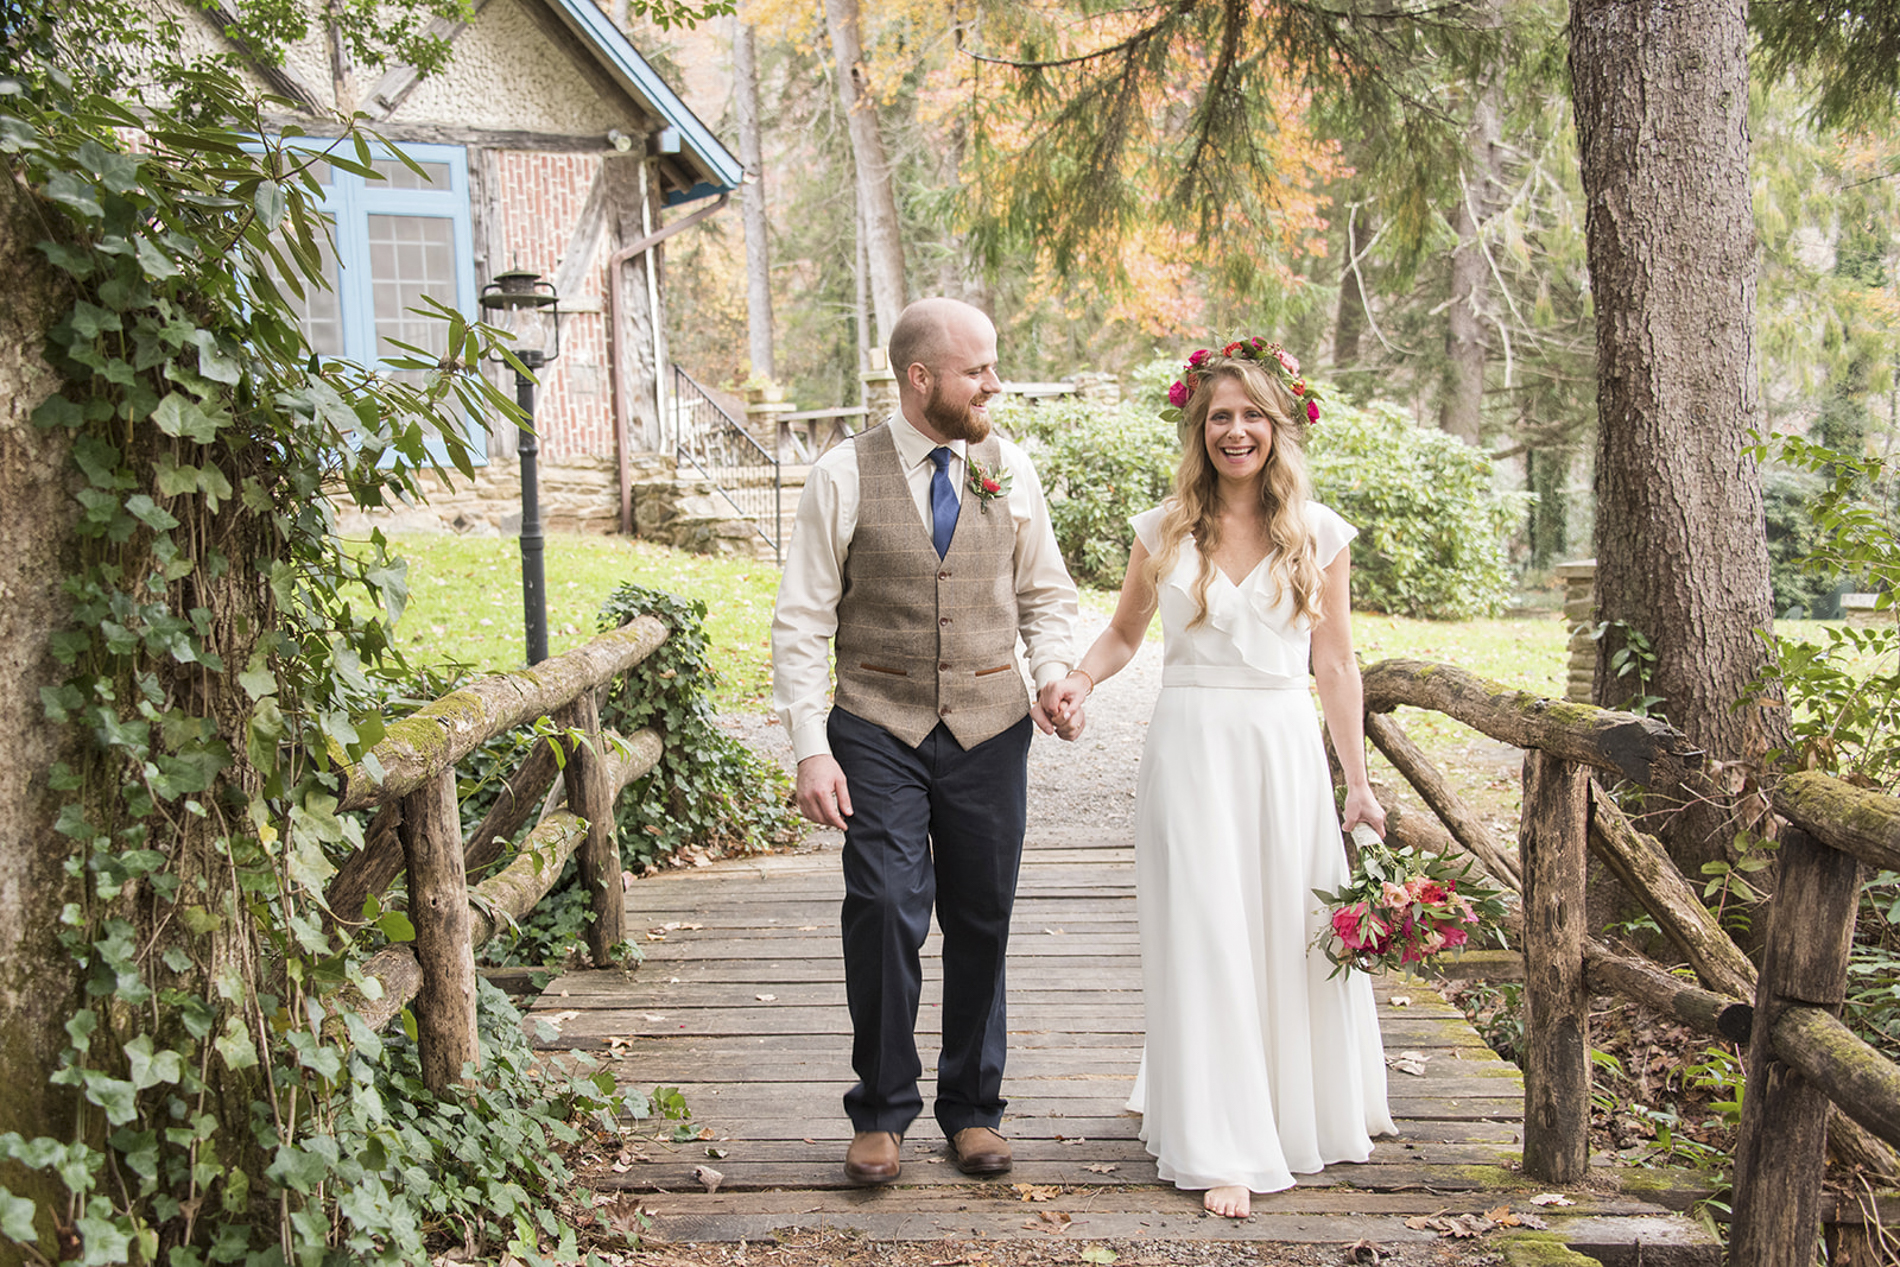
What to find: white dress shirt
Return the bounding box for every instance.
[772,409,1081,762]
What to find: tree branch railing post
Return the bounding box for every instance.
[402,768,480,1091]
[1730,825,1867,1264]
[560,690,624,964]
[1518,750,1591,1184]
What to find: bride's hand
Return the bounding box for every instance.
[1341,786,1386,839]
[1038,670,1091,725]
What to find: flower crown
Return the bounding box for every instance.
[1164,338,1321,425]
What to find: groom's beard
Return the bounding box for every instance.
[924,380,994,443]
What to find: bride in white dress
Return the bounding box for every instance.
[1040,342,1396,1218]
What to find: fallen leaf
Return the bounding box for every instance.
[691,1165,722,1194]
[1037,1211,1072,1227]
[1390,995,1412,1007]
[1344,1239,1384,1264]
[538,1010,580,1030]
[1058,1136,1087,1145]
[798,925,819,931]
[1080,1248,1118,1265]
[706,1147,728,1159]
[1044,928,1065,935]
[642,1014,667,1022]
[696,1126,716,1140]
[1386,1050,1431,1077]
[1013,1183,1059,1202]
[1529,1193,1575,1206]
[756,994,777,1002]
[1084,1163,1118,1174]
[1517,1213,1550,1229]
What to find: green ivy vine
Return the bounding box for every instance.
[0,14,654,1264]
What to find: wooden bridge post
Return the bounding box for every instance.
[1519,750,1591,1184]
[1729,826,1862,1266]
[561,691,624,963]
[400,768,480,1091]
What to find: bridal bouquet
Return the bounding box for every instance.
[1313,828,1509,978]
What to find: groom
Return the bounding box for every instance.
[771,297,1082,1185]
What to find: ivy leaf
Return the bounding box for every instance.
[135,234,179,282]
[30,394,84,430]
[214,1014,257,1072]
[73,1206,133,1262]
[0,1187,37,1244]
[266,1144,329,1194]
[152,393,218,443]
[189,331,242,386]
[42,170,103,218]
[81,1070,139,1125]
[124,1035,184,1091]
[124,494,181,532]
[68,300,123,340]
[376,910,416,943]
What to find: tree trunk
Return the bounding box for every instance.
[731,17,774,384]
[823,0,905,343]
[0,159,87,1250]
[1333,207,1374,370]
[1569,0,1780,875]
[1440,85,1502,444]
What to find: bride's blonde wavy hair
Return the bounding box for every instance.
[1143,357,1324,629]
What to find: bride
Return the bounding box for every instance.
[1039,340,1396,1218]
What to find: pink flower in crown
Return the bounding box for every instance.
[1274,347,1301,377]
[1306,399,1320,424]
[1188,349,1210,368]
[1168,380,1190,408]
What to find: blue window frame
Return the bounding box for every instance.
[279,141,485,463]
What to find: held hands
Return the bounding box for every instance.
[1030,697,1088,741]
[795,754,853,830]
[1038,669,1092,735]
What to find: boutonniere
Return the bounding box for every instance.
[967,458,1012,512]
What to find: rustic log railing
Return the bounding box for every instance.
[320,617,668,1091]
[1359,659,1900,1258]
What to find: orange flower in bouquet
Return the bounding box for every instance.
[1313,829,1509,978]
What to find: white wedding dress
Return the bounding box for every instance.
[1125,502,1397,1195]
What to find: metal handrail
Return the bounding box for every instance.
[673,366,782,563]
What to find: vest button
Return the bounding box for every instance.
[938,571,951,581]
[939,616,951,626]
[940,705,952,716]
[938,662,951,672]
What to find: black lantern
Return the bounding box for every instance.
[480,269,564,665]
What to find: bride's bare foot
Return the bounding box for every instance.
[1204,1185,1250,1218]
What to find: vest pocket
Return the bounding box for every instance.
[858,663,910,677]
[973,664,1014,678]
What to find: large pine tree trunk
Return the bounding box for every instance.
[732,17,775,383]
[0,155,86,1245]
[822,0,906,343]
[1570,0,1779,873]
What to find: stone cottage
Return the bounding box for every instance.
[178,0,744,536]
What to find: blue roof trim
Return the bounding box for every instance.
[540,0,742,199]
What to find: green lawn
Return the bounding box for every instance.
[382,532,1575,715]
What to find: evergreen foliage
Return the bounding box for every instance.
[1753,0,1900,128]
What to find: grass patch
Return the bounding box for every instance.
[376,533,780,711]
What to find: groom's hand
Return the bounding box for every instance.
[1054,703,1086,742]
[795,754,853,830]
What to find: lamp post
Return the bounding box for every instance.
[480,269,563,666]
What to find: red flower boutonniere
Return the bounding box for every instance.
[967,458,1012,511]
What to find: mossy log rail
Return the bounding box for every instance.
[319,618,669,1092]
[1360,659,1703,787]
[1774,771,1900,873]
[332,615,667,813]
[1773,1006,1900,1152]
[333,729,662,1038]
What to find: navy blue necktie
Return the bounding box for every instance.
[928,446,957,558]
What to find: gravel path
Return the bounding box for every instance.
[720,611,1161,843]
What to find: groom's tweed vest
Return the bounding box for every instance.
[833,423,1028,750]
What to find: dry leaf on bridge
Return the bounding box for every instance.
[1404,1212,1494,1238]
[1530,1193,1575,1206]
[1013,1183,1060,1202]
[1084,1163,1118,1173]
[691,1164,723,1193]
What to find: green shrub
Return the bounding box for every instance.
[997,395,1179,588]
[1307,399,1529,619]
[597,584,800,870]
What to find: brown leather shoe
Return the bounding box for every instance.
[948,1126,1013,1175]
[844,1131,902,1185]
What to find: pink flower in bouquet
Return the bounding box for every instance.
[1168,380,1190,408]
[1331,903,1389,953]
[1380,881,1411,910]
[1407,877,1447,905]
[1440,924,1470,951]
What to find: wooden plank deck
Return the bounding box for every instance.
[528,832,1720,1264]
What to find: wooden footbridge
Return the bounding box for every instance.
[527,828,1720,1264]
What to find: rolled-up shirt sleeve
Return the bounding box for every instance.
[771,457,851,762]
[1002,441,1080,690]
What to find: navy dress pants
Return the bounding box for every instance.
[829,707,1032,1138]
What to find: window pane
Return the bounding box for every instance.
[367,213,457,366]
[370,158,452,190]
